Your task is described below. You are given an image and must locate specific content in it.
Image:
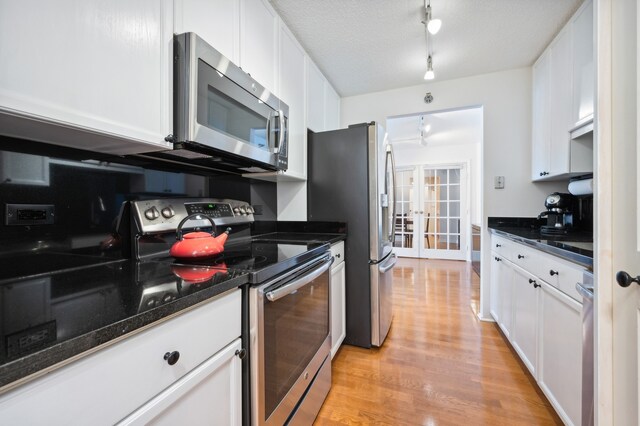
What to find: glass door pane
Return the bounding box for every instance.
[393,167,417,256]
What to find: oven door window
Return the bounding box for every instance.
[196,59,276,152]
[263,269,329,419]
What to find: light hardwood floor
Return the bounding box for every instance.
[315,258,562,425]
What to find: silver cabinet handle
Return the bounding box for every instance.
[266,256,333,302]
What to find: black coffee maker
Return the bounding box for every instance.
[538,192,576,235]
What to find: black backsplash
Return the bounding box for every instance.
[0,137,277,268]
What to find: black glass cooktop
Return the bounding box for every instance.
[168,241,331,283]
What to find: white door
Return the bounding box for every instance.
[596,0,640,424]
[393,166,418,257]
[393,164,469,260]
[421,165,468,260]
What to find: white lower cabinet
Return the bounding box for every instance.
[0,290,242,425]
[489,253,513,338]
[490,234,584,425]
[510,266,540,377]
[539,282,582,425]
[330,241,346,358]
[118,338,242,425]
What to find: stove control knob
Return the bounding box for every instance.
[233,207,241,215]
[246,206,254,214]
[145,207,160,221]
[161,206,175,218]
[239,206,247,215]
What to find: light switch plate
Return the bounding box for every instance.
[494,176,505,189]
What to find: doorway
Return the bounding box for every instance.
[394,163,468,260]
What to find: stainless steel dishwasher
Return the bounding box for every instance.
[576,272,594,426]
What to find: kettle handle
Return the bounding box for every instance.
[175,214,217,240]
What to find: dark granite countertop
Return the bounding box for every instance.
[0,259,248,392]
[488,217,593,269]
[0,223,347,393]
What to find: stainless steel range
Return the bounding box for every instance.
[128,198,333,425]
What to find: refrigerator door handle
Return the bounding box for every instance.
[386,144,397,245]
[378,253,397,273]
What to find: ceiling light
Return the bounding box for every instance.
[425,5,441,35]
[424,56,435,80]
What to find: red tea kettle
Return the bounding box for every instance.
[169,214,231,259]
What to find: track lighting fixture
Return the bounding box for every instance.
[421,0,440,80]
[424,55,435,80]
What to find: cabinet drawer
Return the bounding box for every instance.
[534,252,585,302]
[330,241,345,266]
[0,289,241,425]
[491,235,514,261]
[503,238,586,303]
[509,242,541,273]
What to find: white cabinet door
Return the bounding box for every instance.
[511,266,540,377]
[0,0,173,154]
[306,60,326,132]
[498,259,514,338]
[330,261,346,359]
[324,82,341,131]
[539,282,582,426]
[531,51,551,180]
[571,0,594,127]
[548,27,573,176]
[490,254,514,338]
[174,0,240,64]
[278,23,307,179]
[240,0,278,95]
[118,339,242,426]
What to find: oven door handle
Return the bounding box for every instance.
[265,257,334,302]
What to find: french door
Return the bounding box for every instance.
[393,164,468,260]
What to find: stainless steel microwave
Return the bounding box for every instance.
[145,32,288,174]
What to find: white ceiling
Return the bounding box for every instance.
[269,0,583,97]
[387,107,482,147]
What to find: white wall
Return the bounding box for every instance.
[341,67,567,318]
[277,181,306,220]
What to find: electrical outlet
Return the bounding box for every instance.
[494,176,505,189]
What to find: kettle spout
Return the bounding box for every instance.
[214,227,232,247]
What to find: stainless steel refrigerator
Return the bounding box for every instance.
[307,122,397,348]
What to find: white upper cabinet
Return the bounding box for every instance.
[277,23,307,179]
[531,51,551,181]
[548,26,573,177]
[240,0,279,95]
[305,58,340,133]
[324,82,341,131]
[306,60,326,133]
[0,0,173,155]
[174,0,240,64]
[531,0,593,182]
[571,0,594,127]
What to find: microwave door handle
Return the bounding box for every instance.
[276,110,286,155]
[266,111,273,150]
[272,110,284,154]
[265,256,333,302]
